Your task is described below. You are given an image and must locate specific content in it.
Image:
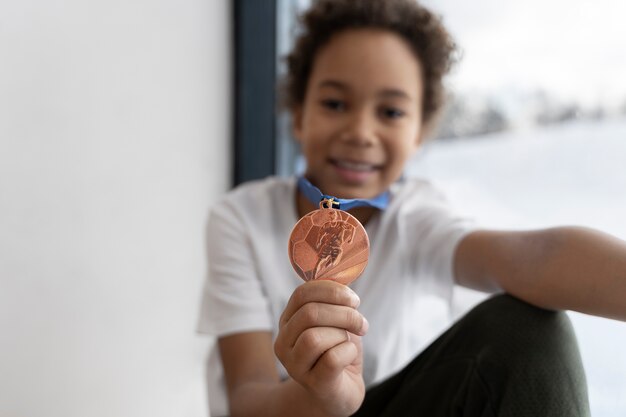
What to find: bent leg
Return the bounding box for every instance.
[353,294,590,417]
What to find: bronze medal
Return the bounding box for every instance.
[288,198,369,285]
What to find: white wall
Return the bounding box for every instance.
[0,1,230,416]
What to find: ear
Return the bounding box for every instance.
[412,124,427,152]
[291,106,304,142]
[408,137,422,159]
[415,129,425,148]
[416,116,440,147]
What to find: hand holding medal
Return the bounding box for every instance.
[288,177,389,285]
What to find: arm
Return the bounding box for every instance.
[454,226,626,321]
[219,332,329,417]
[220,281,369,417]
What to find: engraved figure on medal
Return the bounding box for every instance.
[312,209,356,279]
[289,198,369,285]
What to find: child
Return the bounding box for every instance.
[198,0,626,416]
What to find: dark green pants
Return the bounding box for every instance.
[353,294,590,417]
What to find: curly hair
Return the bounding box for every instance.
[282,0,458,127]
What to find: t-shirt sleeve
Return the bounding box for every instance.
[197,200,273,336]
[399,186,478,300]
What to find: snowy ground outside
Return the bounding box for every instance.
[407,118,626,417]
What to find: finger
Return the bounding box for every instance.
[312,340,359,382]
[283,302,368,347]
[280,280,360,326]
[291,327,351,375]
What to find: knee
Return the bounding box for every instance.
[460,293,581,367]
[467,293,570,333]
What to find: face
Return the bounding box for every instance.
[293,29,425,199]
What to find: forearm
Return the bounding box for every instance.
[519,227,626,321]
[220,288,367,417]
[229,377,345,417]
[489,226,626,321]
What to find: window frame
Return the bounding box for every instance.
[233,0,278,185]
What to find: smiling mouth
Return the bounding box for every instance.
[330,158,381,172]
[329,158,382,184]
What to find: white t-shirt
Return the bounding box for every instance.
[197,176,477,417]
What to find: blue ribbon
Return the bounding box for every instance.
[297,176,390,211]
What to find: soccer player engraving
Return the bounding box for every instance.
[289,198,369,285]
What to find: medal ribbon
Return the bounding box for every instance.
[297,176,390,210]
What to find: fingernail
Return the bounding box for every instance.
[361,316,369,334]
[347,288,360,307]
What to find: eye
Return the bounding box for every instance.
[320,99,346,112]
[380,107,405,119]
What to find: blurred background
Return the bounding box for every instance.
[2,0,625,416]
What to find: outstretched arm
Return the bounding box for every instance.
[455,226,626,321]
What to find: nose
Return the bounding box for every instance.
[340,109,376,147]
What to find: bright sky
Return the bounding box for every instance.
[422,0,626,107]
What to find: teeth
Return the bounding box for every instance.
[336,160,375,171]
